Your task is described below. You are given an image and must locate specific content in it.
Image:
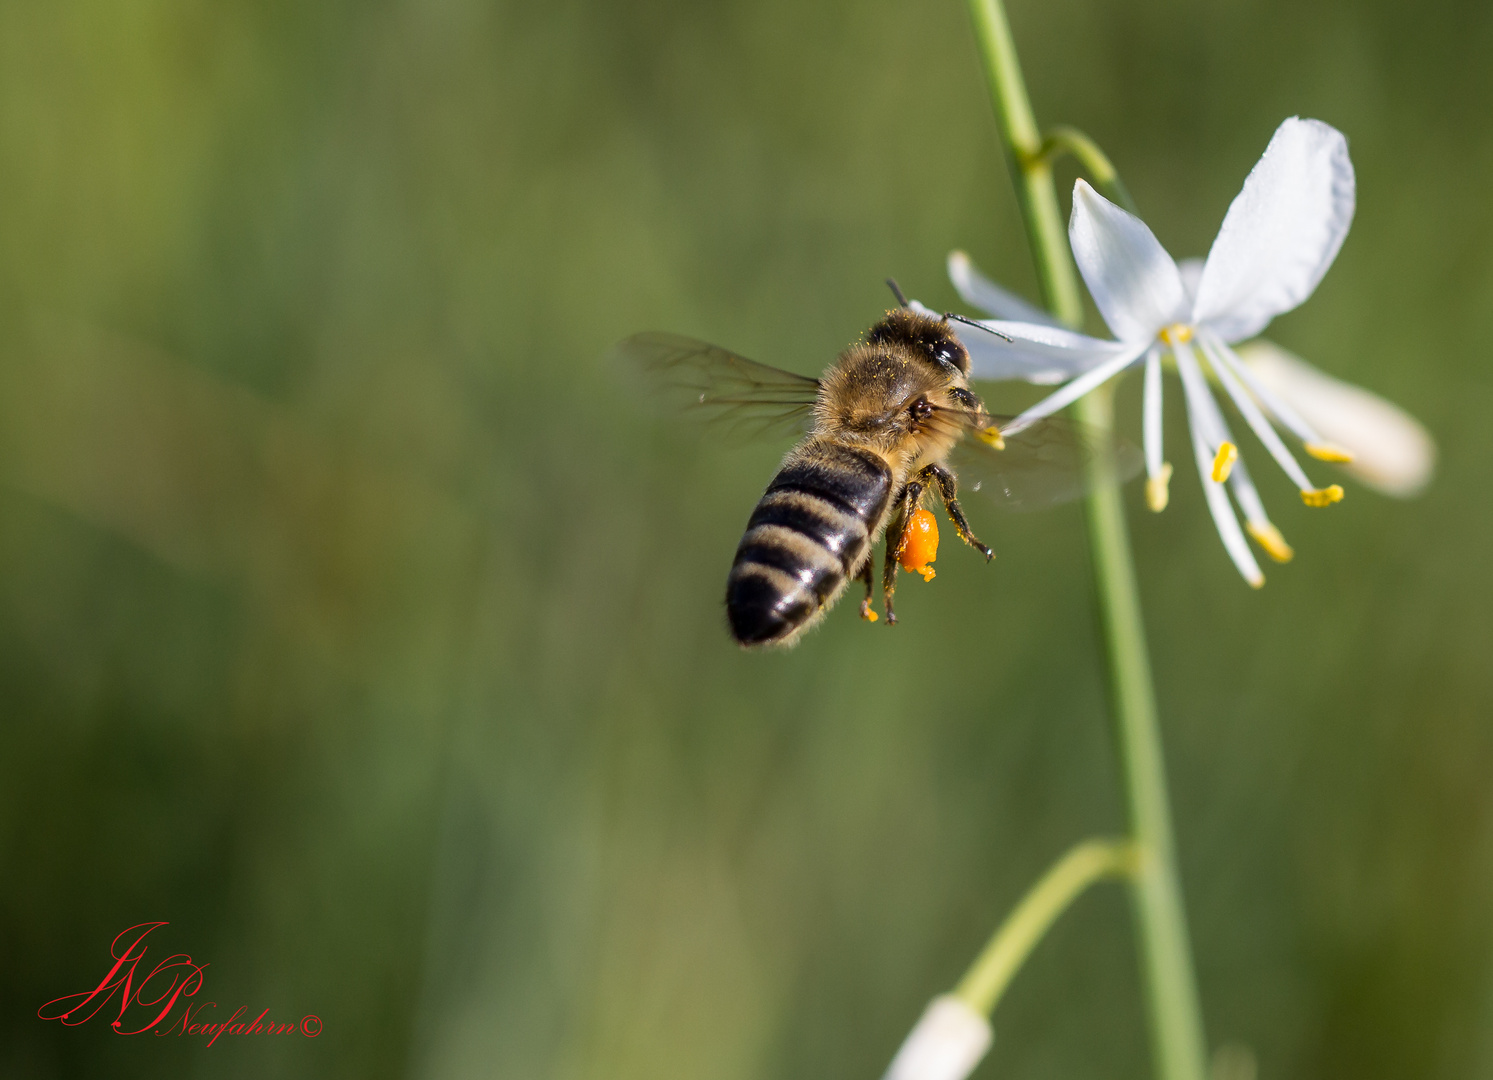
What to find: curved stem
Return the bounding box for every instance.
[964,3,1209,1079]
[954,839,1137,1016]
[1035,126,1138,214]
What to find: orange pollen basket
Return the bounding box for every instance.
[899,509,939,582]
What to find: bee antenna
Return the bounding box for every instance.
[885,278,910,308]
[945,312,1012,343]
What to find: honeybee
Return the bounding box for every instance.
[619,289,1130,648]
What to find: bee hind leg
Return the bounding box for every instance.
[922,462,993,561]
[881,531,900,626]
[881,481,924,625]
[848,558,871,624]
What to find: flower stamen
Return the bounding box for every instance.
[1301,485,1345,507]
[1159,323,1194,345]
[1197,333,1321,493]
[1146,462,1173,512]
[1175,343,1265,587]
[1246,521,1295,563]
[1305,442,1354,463]
[1210,442,1238,483]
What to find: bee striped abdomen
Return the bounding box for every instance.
[726,441,891,646]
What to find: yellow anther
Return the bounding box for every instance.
[978,426,1006,450]
[1146,462,1173,512]
[1158,323,1194,345]
[1305,442,1355,463]
[1300,484,1345,507]
[1246,521,1295,563]
[1210,441,1238,483]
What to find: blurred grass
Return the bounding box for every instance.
[1,1,1491,1078]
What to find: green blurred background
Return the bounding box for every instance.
[1,0,1488,1077]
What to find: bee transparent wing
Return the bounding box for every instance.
[947,414,1143,512]
[613,331,821,442]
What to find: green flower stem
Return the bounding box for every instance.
[954,839,1137,1016]
[1075,381,1208,1080]
[963,3,1209,1080]
[965,0,1082,326]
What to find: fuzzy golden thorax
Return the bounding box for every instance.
[812,310,982,476]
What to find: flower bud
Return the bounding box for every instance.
[881,995,992,1080]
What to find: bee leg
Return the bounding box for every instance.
[881,535,900,626]
[854,556,878,623]
[922,462,994,561]
[882,481,924,625]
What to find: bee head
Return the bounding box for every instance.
[865,308,970,377]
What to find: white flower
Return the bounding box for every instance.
[881,995,993,1080]
[940,117,1376,586]
[948,251,1436,499]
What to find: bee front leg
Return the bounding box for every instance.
[881,481,924,625]
[922,462,993,561]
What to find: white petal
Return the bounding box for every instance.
[1069,180,1189,343]
[908,301,1135,384]
[1235,339,1436,497]
[1192,118,1355,342]
[1001,341,1149,435]
[947,250,1062,326]
[1177,257,1205,304]
[882,996,993,1080]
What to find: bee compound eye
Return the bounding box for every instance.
[937,339,969,370]
[921,333,962,370]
